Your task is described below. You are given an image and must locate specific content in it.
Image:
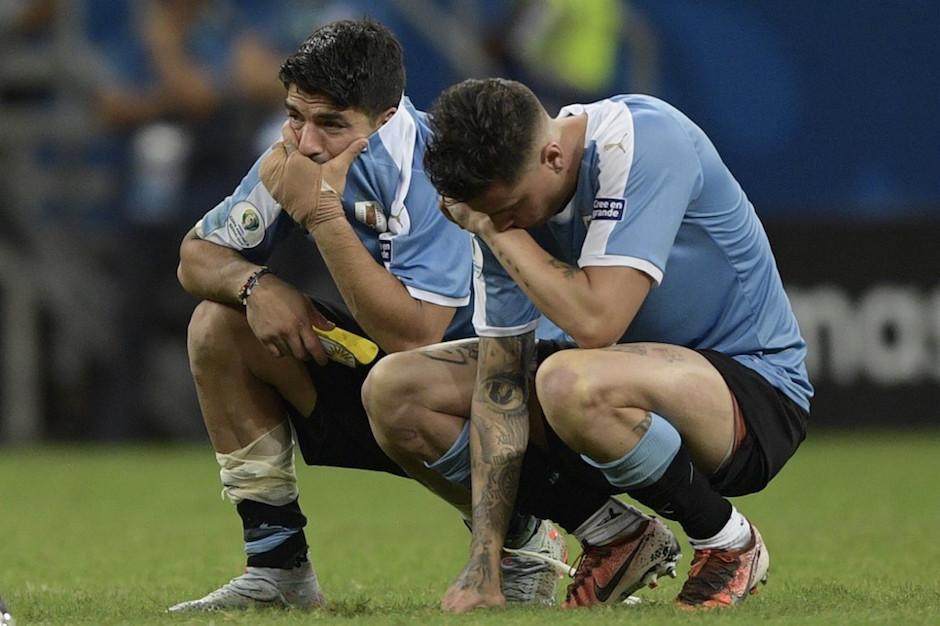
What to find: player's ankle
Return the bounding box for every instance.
[573,497,649,546]
[688,508,751,552]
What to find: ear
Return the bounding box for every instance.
[374,106,397,129]
[542,141,566,174]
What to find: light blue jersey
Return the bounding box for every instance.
[474,95,813,410]
[194,96,475,341]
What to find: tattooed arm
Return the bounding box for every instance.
[476,226,651,349]
[440,332,535,613]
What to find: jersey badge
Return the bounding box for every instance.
[354,200,388,233]
[227,201,265,248]
[592,198,626,221]
[379,239,392,263]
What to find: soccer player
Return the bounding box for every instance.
[171,22,576,612]
[364,78,812,612]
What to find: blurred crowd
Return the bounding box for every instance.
[2,0,938,441]
[0,0,658,441]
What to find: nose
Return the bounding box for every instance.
[297,126,325,160]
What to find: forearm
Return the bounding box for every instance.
[177,230,260,305]
[312,218,448,352]
[479,228,613,346]
[465,333,534,588]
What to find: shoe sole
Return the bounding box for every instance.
[615,542,682,602]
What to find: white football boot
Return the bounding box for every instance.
[167,561,324,612]
[501,519,569,605]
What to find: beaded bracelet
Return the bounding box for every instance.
[237,266,274,306]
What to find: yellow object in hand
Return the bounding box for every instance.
[312,325,379,367]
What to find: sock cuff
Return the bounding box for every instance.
[582,412,681,489]
[688,506,747,549]
[424,421,470,486]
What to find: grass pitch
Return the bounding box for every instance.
[1,430,938,625]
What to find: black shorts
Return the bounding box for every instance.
[698,350,808,496]
[535,341,809,498]
[284,298,406,478]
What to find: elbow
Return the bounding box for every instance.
[177,261,194,294]
[567,319,624,350]
[177,240,197,294]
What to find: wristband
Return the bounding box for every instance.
[237,266,274,306]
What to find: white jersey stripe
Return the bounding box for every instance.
[579,255,663,285]
[580,100,635,265]
[405,285,470,308]
[377,96,415,236]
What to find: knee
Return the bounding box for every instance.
[187,300,244,372]
[362,352,427,444]
[536,351,594,430]
[536,351,638,446]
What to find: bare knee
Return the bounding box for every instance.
[362,352,431,451]
[536,350,646,452]
[187,300,247,376]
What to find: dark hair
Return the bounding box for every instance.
[279,19,405,120]
[424,78,544,202]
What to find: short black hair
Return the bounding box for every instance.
[279,19,405,120]
[424,78,544,202]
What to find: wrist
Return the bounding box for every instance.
[237,266,274,305]
[306,190,345,232]
[474,220,504,244]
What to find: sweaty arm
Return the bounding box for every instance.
[177,227,332,363]
[442,331,535,612]
[177,227,262,305]
[477,227,650,348]
[260,132,458,354]
[308,217,456,353]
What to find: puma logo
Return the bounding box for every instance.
[603,130,630,154]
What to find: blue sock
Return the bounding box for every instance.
[581,412,680,488]
[425,421,470,488]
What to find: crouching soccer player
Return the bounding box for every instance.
[364,78,812,612]
[172,20,634,612]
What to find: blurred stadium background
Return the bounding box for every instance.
[1,0,938,444]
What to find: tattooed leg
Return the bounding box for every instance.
[362,339,480,516]
[441,332,536,612]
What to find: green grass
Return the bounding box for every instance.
[1,431,939,625]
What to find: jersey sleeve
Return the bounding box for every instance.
[471,237,541,337]
[194,149,294,264]
[378,181,473,308]
[579,107,703,285]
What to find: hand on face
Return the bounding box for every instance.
[439,197,497,237]
[260,122,368,232]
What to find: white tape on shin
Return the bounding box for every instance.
[216,421,298,506]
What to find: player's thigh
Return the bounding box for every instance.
[540,342,735,472]
[188,300,316,414]
[366,338,479,418]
